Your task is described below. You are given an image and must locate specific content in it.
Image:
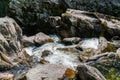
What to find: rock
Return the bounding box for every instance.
[8,0,67,35]
[34,32,54,46]
[116,48,120,58]
[77,64,106,80]
[26,64,71,80]
[98,37,117,53]
[64,0,120,17]
[56,9,120,39]
[56,46,82,53]
[0,17,22,55]
[22,32,54,47]
[39,59,49,64]
[22,36,35,47]
[111,36,120,48]
[62,37,81,44]
[41,50,53,57]
[0,73,14,80]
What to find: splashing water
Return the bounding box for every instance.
[79,38,99,49]
[24,35,99,69]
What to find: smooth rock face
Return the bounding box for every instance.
[77,64,106,80]
[56,9,120,39]
[34,32,54,45]
[64,0,120,17]
[26,64,68,80]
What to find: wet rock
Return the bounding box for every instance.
[98,37,117,53]
[77,64,106,80]
[0,73,14,80]
[56,9,120,39]
[57,46,82,53]
[26,64,70,80]
[62,37,81,44]
[41,50,53,58]
[34,32,54,46]
[39,59,49,64]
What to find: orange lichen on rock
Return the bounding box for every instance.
[63,68,75,78]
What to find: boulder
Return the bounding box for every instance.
[8,0,67,35]
[22,32,54,47]
[34,32,54,46]
[98,37,117,53]
[56,9,120,39]
[26,64,74,80]
[77,64,106,80]
[22,36,35,47]
[0,17,22,55]
[62,37,81,44]
[64,0,120,17]
[0,73,14,80]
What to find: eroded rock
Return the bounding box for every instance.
[77,64,106,80]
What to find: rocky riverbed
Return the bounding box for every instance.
[0,0,120,80]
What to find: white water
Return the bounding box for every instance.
[79,38,99,49]
[24,35,99,69]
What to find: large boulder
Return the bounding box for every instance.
[64,0,120,17]
[8,0,67,35]
[26,64,75,80]
[56,9,120,39]
[22,32,54,47]
[0,17,22,55]
[77,64,106,80]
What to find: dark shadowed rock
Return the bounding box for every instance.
[8,0,67,35]
[77,64,106,80]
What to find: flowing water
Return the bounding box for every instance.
[24,35,99,69]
